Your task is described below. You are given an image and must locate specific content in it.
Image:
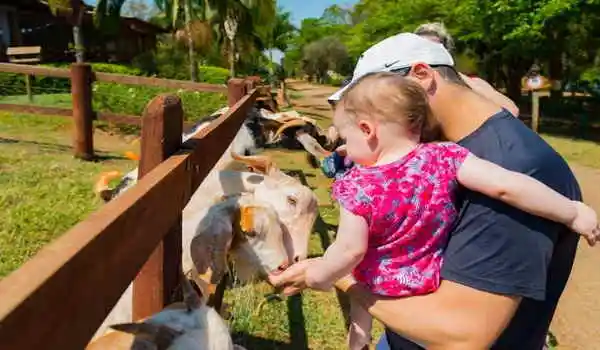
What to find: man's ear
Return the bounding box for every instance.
[408,63,437,95]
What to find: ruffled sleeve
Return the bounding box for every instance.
[331,169,373,220]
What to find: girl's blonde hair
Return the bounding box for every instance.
[338,72,441,142]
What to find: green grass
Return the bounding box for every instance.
[0,112,135,277]
[0,93,72,108]
[543,134,600,168]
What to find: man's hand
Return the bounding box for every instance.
[569,200,600,246]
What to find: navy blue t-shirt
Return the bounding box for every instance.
[386,109,581,349]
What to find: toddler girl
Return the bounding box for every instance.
[302,72,599,350]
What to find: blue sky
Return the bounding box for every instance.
[278,0,357,27]
[85,0,357,62]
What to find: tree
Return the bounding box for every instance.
[47,0,127,63]
[302,36,351,83]
[264,8,296,76]
[206,0,276,77]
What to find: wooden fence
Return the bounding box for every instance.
[0,71,263,349]
[0,62,249,161]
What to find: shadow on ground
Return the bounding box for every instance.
[0,137,128,161]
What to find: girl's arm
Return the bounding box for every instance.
[305,207,369,290]
[457,153,598,243]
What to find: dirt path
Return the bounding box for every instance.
[286,79,600,350]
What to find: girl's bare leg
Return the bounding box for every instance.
[348,297,373,350]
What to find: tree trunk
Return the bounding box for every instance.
[229,38,235,78]
[184,0,198,82]
[72,25,85,63]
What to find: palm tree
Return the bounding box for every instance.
[207,0,276,77]
[155,0,215,81]
[47,0,126,63]
[265,9,296,76]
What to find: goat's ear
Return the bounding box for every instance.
[180,273,203,310]
[110,322,183,350]
[239,205,256,235]
[190,214,234,285]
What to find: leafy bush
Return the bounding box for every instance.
[0,63,145,96]
[92,82,226,121]
[198,66,230,84]
[0,61,228,120]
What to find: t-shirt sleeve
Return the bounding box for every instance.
[331,171,373,220]
[433,142,471,178]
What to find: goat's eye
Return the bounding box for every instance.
[287,196,298,206]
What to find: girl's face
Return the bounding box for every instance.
[332,106,378,166]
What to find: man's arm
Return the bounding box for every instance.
[460,72,520,117]
[336,277,520,349]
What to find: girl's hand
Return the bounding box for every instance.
[569,201,600,246]
[268,259,316,296]
[335,144,347,157]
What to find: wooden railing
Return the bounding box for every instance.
[0,78,261,349]
[0,62,239,160]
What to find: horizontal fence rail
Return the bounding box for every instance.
[0,103,196,130]
[0,89,259,350]
[0,62,255,161]
[0,63,228,93]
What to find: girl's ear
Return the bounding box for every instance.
[357,120,376,140]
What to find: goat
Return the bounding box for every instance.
[93,160,318,340]
[87,273,246,350]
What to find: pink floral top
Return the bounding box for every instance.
[332,142,470,297]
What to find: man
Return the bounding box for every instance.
[414,22,520,117]
[270,33,584,349]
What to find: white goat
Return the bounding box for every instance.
[92,122,319,340]
[87,274,246,350]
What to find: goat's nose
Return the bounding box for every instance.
[293,256,300,263]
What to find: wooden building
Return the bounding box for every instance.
[0,0,167,63]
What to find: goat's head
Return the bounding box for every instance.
[190,194,291,284]
[87,275,245,350]
[230,153,318,263]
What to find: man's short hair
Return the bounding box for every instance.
[433,65,469,87]
[414,22,454,52]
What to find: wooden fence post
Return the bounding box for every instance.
[71,63,94,160]
[531,91,540,133]
[133,94,184,320]
[228,78,247,107]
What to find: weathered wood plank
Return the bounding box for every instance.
[0,88,258,350]
[6,46,41,56]
[0,152,192,350]
[133,94,184,320]
[0,62,70,78]
[94,72,228,94]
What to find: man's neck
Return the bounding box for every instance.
[432,84,504,142]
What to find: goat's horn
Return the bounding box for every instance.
[230,152,274,175]
[274,119,307,140]
[296,132,332,159]
[94,171,122,202]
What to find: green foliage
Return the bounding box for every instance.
[302,36,352,83]
[282,0,600,101]
[92,82,226,120]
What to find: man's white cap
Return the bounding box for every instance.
[328,32,454,102]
